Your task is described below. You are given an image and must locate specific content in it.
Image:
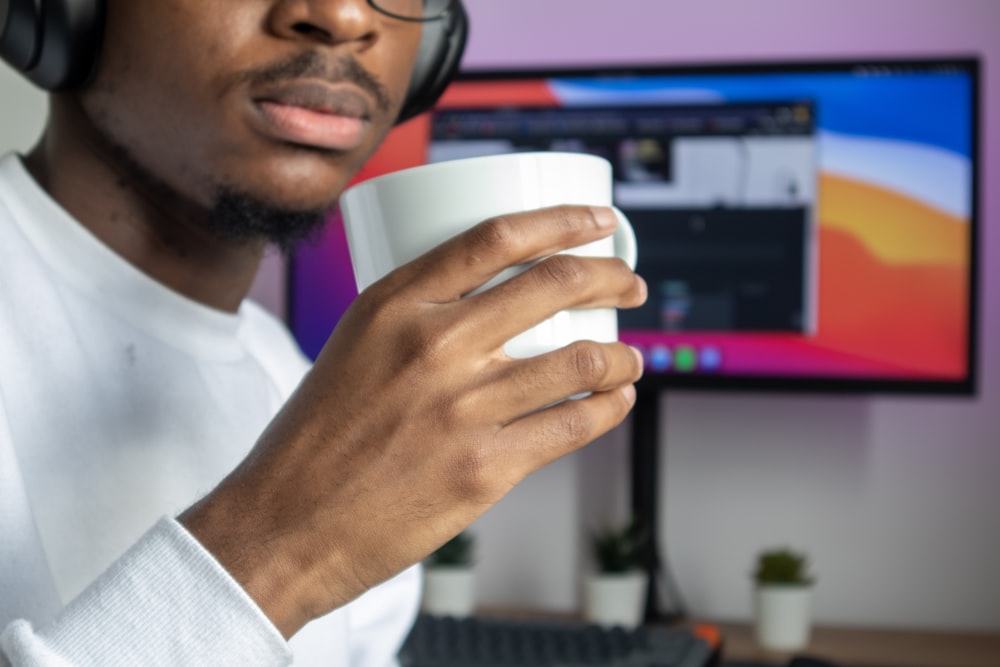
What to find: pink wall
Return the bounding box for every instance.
[462,1,996,68]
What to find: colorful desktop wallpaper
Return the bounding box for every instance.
[288,64,975,388]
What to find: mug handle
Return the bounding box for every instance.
[611,206,638,270]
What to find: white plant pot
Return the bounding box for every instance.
[583,571,648,629]
[422,567,475,617]
[753,585,812,652]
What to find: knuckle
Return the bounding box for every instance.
[550,204,598,232]
[448,443,493,498]
[537,254,589,292]
[399,319,453,363]
[439,390,477,431]
[469,216,521,257]
[556,403,594,445]
[569,341,611,384]
[549,205,585,232]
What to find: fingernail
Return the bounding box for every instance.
[630,347,646,380]
[593,207,617,229]
[621,383,637,404]
[636,274,648,302]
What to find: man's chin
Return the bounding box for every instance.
[206,187,330,251]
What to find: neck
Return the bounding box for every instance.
[25,95,267,314]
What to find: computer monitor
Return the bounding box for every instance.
[288,57,980,396]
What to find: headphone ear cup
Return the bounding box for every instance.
[31,0,103,89]
[396,0,468,125]
[1,0,44,72]
[0,0,103,90]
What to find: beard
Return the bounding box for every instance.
[205,186,327,252]
[112,144,330,252]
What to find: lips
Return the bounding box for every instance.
[252,81,374,151]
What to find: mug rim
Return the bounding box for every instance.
[341,150,612,196]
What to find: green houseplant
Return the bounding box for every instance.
[584,518,649,628]
[592,518,648,574]
[753,548,813,586]
[752,547,815,652]
[423,531,476,617]
[428,531,475,568]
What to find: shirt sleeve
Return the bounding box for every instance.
[0,517,293,667]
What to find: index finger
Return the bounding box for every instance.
[387,205,620,302]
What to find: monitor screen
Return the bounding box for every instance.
[287,58,980,395]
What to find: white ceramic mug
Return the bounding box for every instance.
[339,151,637,358]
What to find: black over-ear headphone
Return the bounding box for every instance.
[0,0,468,123]
[0,0,103,90]
[399,0,468,123]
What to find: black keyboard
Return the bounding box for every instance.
[398,614,716,667]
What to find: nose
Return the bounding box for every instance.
[268,0,379,47]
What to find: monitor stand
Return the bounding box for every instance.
[630,389,687,624]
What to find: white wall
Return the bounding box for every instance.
[4,0,998,632]
[0,61,46,153]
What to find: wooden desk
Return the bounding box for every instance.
[705,620,1000,667]
[478,609,1000,667]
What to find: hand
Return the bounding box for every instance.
[179,205,647,637]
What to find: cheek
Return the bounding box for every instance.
[81,77,222,206]
[80,9,256,199]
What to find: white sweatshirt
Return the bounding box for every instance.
[0,153,420,665]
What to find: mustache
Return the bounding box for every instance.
[241,51,394,114]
